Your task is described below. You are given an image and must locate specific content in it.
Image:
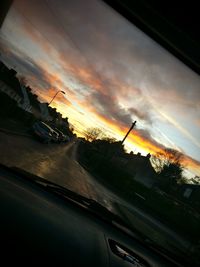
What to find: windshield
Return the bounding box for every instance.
[0,0,200,264]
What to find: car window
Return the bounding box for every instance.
[0,0,199,265]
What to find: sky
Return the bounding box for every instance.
[0,0,200,177]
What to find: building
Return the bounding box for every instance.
[93,139,157,188]
[174,184,200,209]
[111,152,157,188]
[0,60,72,132]
[0,61,24,104]
[39,102,52,121]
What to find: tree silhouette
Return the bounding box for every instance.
[101,136,117,143]
[18,75,28,86]
[191,176,200,185]
[84,127,103,142]
[151,148,184,189]
[151,148,182,171]
[161,161,183,184]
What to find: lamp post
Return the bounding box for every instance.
[48,90,65,106]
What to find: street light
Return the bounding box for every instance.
[48,90,65,106]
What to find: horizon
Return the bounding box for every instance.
[0,0,199,178]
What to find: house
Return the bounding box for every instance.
[175,184,200,208]
[111,151,157,188]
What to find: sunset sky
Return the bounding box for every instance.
[0,0,200,177]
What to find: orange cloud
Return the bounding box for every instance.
[78,104,200,174]
[28,54,200,176]
[181,156,200,175]
[10,7,200,176]
[196,119,200,127]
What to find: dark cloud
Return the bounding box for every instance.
[48,0,200,110]
[0,41,153,128]
[90,91,132,126]
[1,0,199,171]
[128,107,152,123]
[80,65,153,126]
[133,128,165,151]
[89,89,152,131]
[0,40,50,90]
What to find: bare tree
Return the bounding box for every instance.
[151,148,183,172]
[69,125,74,133]
[151,148,184,186]
[178,176,188,184]
[18,75,28,86]
[84,127,103,142]
[151,152,165,173]
[101,136,117,143]
[191,176,200,185]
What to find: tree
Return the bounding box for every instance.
[178,176,188,184]
[84,127,103,142]
[151,148,184,189]
[69,125,74,133]
[101,136,117,143]
[18,75,28,86]
[161,161,183,183]
[151,148,183,172]
[191,176,200,185]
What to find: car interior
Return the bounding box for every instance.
[0,1,200,266]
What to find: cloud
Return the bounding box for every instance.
[0,40,73,107]
[89,91,131,125]
[0,0,158,128]
[128,107,152,123]
[195,119,200,127]
[0,40,50,89]
[1,0,200,176]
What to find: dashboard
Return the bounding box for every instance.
[0,165,180,266]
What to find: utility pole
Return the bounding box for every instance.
[121,121,136,145]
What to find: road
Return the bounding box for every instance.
[0,130,192,253]
[0,131,121,210]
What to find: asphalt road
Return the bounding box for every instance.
[0,131,122,210]
[0,130,192,253]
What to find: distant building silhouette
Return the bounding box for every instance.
[111,152,156,188]
[91,138,156,188]
[174,184,200,208]
[0,0,13,28]
[0,60,70,129]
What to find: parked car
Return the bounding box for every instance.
[32,121,61,143]
[51,126,70,143]
[1,0,200,266]
[50,128,60,143]
[32,121,53,143]
[64,135,70,142]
